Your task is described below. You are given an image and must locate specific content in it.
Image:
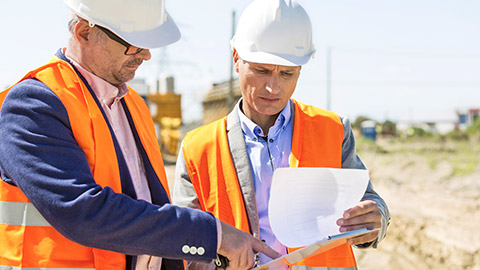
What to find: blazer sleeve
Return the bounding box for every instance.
[340,116,391,248]
[172,145,203,210]
[0,79,218,261]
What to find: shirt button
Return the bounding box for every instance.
[189,246,197,255]
[182,245,190,254]
[269,139,274,143]
[197,247,205,255]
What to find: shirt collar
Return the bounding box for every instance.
[65,51,129,107]
[238,99,292,140]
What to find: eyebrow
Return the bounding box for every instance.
[252,64,299,72]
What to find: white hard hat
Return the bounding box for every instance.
[64,0,180,49]
[231,0,316,66]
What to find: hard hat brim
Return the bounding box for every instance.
[235,47,315,67]
[106,12,181,49]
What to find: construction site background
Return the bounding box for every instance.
[151,76,479,269]
[163,132,480,270]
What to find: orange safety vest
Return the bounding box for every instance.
[182,100,357,268]
[0,56,169,269]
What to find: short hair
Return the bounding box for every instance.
[68,14,81,34]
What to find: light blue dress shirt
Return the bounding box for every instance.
[236,99,390,265]
[238,100,293,264]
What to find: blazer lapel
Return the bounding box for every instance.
[226,104,260,239]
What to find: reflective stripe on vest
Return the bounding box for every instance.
[0,201,50,226]
[182,99,357,268]
[0,55,168,269]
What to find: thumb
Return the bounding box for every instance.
[252,238,281,260]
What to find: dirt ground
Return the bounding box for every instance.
[165,137,480,269]
[352,138,480,270]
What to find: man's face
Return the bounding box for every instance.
[84,25,151,85]
[234,51,301,124]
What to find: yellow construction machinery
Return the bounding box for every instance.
[148,92,182,163]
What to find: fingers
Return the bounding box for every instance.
[340,223,380,232]
[219,221,277,270]
[227,248,254,270]
[336,200,382,245]
[344,200,378,218]
[337,210,381,231]
[223,243,254,270]
[346,231,379,245]
[252,238,282,259]
[219,222,252,269]
[339,200,380,227]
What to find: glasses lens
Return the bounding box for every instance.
[125,46,144,55]
[97,25,144,55]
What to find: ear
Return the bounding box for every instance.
[74,20,94,47]
[232,49,240,73]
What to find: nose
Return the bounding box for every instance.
[136,49,152,61]
[265,74,280,94]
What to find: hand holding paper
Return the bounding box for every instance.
[268,167,370,247]
[337,199,382,245]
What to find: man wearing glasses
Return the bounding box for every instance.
[0,0,279,269]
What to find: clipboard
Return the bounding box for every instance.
[254,228,379,270]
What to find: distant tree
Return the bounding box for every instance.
[352,115,371,130]
[466,117,480,137]
[446,129,469,141]
[408,126,433,137]
[381,120,397,136]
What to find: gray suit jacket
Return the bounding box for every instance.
[173,102,390,269]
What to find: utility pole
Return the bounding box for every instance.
[155,47,169,93]
[227,10,236,111]
[326,46,332,111]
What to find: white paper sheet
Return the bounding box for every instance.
[268,167,370,248]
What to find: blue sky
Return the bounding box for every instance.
[1,0,480,123]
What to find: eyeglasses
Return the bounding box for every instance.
[96,25,144,55]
